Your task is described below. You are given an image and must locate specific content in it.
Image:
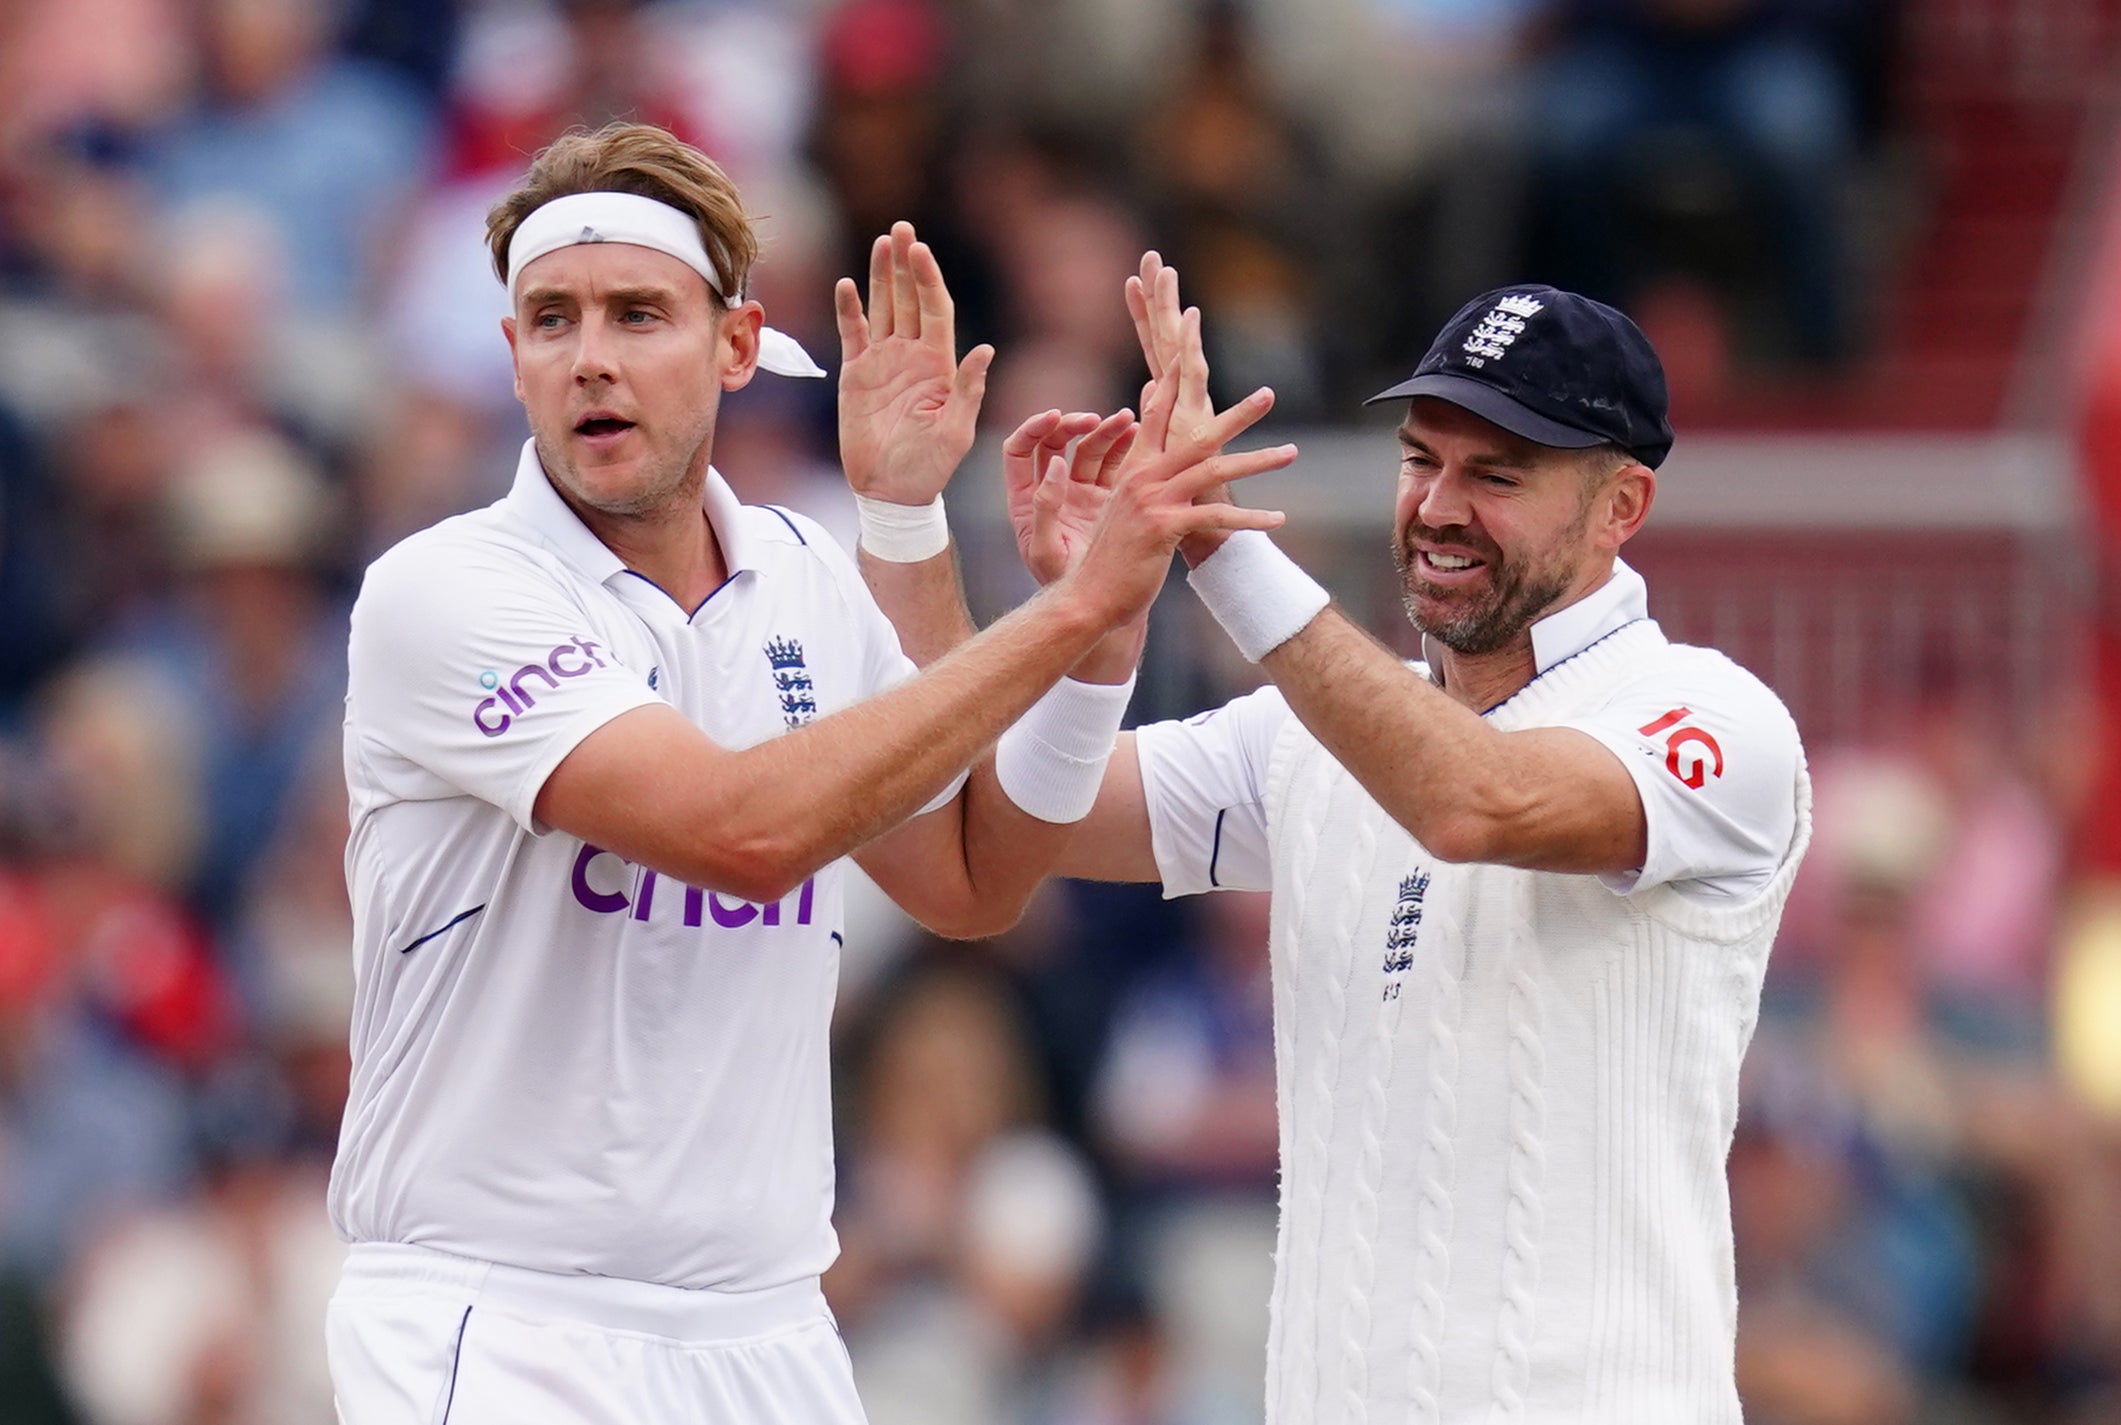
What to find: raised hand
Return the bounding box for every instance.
[1125,251,1215,456]
[1064,370,1297,632]
[834,222,996,504]
[1003,409,1135,587]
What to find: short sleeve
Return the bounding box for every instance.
[1561,654,1802,901]
[347,539,663,833]
[1134,685,1292,897]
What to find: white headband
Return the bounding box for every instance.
[506,191,824,379]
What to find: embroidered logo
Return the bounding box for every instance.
[764,636,817,727]
[1382,870,1429,974]
[647,665,660,691]
[1461,292,1543,368]
[579,224,601,243]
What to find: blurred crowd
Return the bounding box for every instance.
[0,1,2112,1423]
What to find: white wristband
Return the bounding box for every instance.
[1185,530,1330,662]
[855,493,950,562]
[995,672,1135,824]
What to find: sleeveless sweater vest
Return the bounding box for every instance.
[1258,620,1812,1425]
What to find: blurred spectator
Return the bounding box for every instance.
[810,0,1001,359]
[1527,0,1868,370]
[57,1099,342,1425]
[0,843,197,1290]
[830,954,1105,1425]
[1132,3,1327,419]
[118,431,346,940]
[1093,891,1277,1194]
[145,0,434,321]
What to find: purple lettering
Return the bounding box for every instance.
[708,893,757,928]
[496,684,523,715]
[511,662,561,709]
[683,886,705,928]
[473,699,511,737]
[570,845,628,914]
[797,877,815,925]
[633,869,657,922]
[575,636,608,668]
[762,895,779,927]
[551,643,591,677]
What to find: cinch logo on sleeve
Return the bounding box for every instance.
[472,634,610,737]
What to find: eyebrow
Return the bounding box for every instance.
[518,284,686,310]
[1397,429,1538,471]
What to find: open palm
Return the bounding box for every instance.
[835,222,994,505]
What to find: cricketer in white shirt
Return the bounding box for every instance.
[332,440,895,1290]
[322,142,1300,1419]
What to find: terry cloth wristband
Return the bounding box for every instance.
[996,673,1136,823]
[1186,530,1330,662]
[855,493,951,563]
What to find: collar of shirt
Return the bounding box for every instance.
[503,438,757,588]
[1421,557,1649,678]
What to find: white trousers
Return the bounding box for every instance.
[327,1243,868,1425]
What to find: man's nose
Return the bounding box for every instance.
[1416,468,1472,528]
[571,321,616,385]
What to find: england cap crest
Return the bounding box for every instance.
[1365,285,1674,469]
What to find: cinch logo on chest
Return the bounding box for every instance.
[570,845,817,930]
[764,636,817,727]
[472,635,610,737]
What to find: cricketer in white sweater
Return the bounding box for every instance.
[1024,276,1809,1423]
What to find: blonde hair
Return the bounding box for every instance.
[486,123,760,299]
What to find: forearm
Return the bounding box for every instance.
[698,581,1110,898]
[859,544,977,668]
[1258,609,1531,860]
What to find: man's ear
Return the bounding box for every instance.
[719,302,763,391]
[1601,464,1656,551]
[502,316,524,404]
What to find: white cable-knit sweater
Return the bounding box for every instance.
[1257,620,1812,1424]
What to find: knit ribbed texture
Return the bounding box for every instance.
[1257,620,1812,1424]
[1403,893,1463,1423]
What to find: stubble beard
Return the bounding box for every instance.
[1393,508,1587,657]
[537,414,716,524]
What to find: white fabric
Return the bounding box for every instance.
[1185,530,1331,662]
[1138,561,1799,903]
[506,191,824,378]
[328,1243,865,1425]
[995,673,1134,823]
[854,492,951,563]
[1139,609,1812,1423]
[332,439,933,1292]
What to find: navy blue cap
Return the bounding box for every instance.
[1365,286,1674,469]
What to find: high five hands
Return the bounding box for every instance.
[835,222,994,505]
[1003,250,1283,599]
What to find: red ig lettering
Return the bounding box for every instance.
[1637,707,1724,791]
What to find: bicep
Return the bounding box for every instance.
[1056,735,1161,882]
[1474,726,1651,875]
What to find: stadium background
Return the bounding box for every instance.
[0,0,2119,1421]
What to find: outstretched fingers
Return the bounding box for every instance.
[1172,502,1286,537]
[1069,411,1136,486]
[1168,440,1299,501]
[833,277,868,363]
[889,222,920,339]
[1178,385,1277,459]
[911,238,955,355]
[866,234,892,343]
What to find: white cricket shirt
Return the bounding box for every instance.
[330,440,919,1291]
[1136,561,1801,901]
